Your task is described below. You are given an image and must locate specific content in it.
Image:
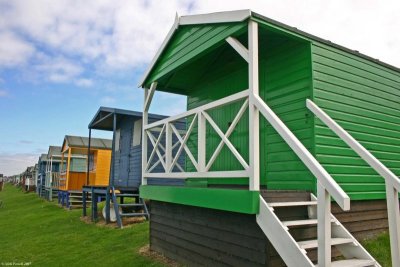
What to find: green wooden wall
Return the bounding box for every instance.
[261,40,314,191]
[143,18,400,201]
[185,41,249,185]
[311,42,400,200]
[185,31,314,190]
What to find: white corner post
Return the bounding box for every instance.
[165,122,172,173]
[142,82,157,185]
[248,20,260,191]
[385,182,400,266]
[198,112,206,172]
[317,181,331,267]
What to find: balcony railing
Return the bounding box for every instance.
[143,89,250,180]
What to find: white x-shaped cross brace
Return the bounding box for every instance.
[146,125,184,173]
[168,114,198,172]
[203,98,249,171]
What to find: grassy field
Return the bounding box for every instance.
[0,183,392,267]
[363,232,391,267]
[0,184,162,267]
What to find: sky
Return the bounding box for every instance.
[0,0,399,176]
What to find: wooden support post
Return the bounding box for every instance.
[386,182,400,266]
[86,129,91,186]
[142,82,157,185]
[198,111,206,172]
[60,152,64,191]
[248,20,260,191]
[93,192,98,222]
[105,187,110,224]
[110,113,116,186]
[66,148,71,191]
[317,181,331,267]
[165,122,172,172]
[82,191,87,217]
[49,157,53,201]
[90,187,95,221]
[142,88,149,185]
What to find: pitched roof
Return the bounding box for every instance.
[140,9,399,87]
[47,146,62,157]
[88,106,167,131]
[39,154,47,162]
[62,135,112,151]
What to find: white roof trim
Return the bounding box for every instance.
[138,13,180,87]
[179,9,251,25]
[138,9,251,87]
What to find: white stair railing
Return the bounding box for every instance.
[252,95,351,267]
[307,99,400,267]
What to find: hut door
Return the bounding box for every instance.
[128,120,142,189]
[119,120,130,187]
[119,125,131,188]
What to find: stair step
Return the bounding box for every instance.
[316,259,376,267]
[120,213,147,217]
[118,203,144,207]
[283,218,336,227]
[298,238,354,250]
[269,201,317,207]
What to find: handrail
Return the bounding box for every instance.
[307,98,400,266]
[143,89,251,179]
[253,95,350,210]
[306,99,400,191]
[144,89,250,130]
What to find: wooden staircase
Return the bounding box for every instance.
[67,190,91,209]
[257,191,378,267]
[110,187,149,228]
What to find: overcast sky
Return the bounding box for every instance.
[0,0,399,176]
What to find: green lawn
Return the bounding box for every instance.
[0,184,163,267]
[363,232,391,267]
[0,183,392,266]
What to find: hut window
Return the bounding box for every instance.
[132,119,142,147]
[115,128,121,152]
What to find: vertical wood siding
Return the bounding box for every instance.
[312,42,400,200]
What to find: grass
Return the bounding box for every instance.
[0,184,163,267]
[0,184,393,266]
[362,232,391,267]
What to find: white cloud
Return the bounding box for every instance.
[75,78,94,87]
[0,31,35,67]
[100,96,116,105]
[0,0,399,78]
[0,89,7,97]
[0,153,38,176]
[34,56,83,83]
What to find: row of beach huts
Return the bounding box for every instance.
[4,10,400,267]
[8,107,182,227]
